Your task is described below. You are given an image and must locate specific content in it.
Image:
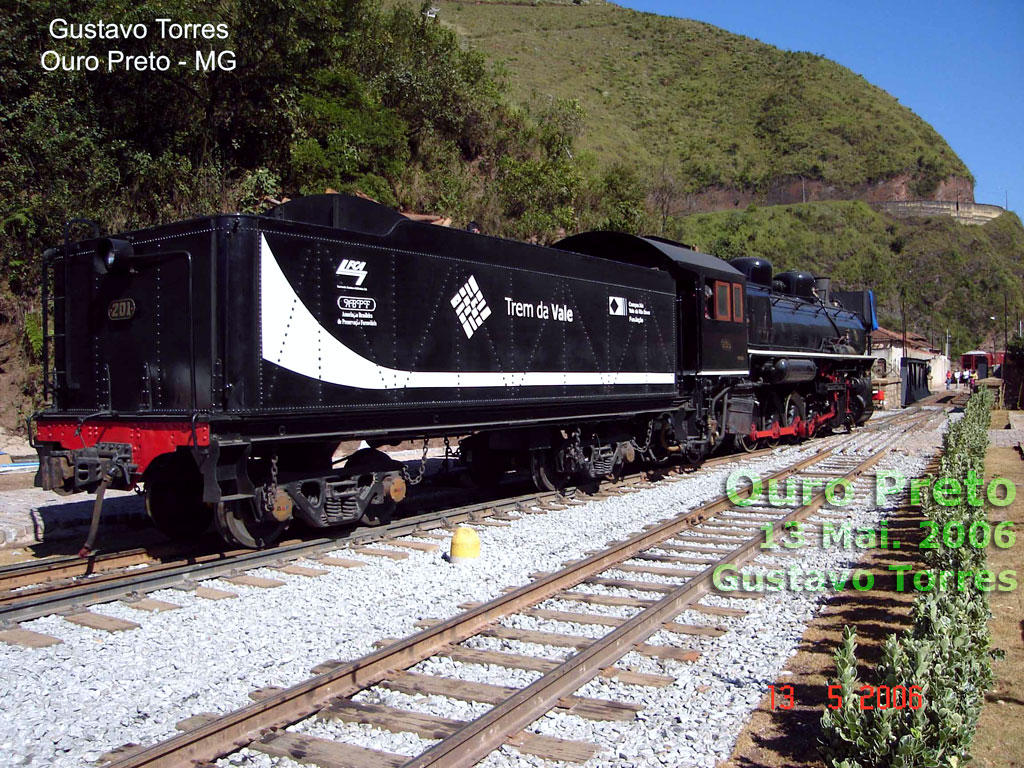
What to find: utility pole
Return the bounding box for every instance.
[900,288,907,360]
[990,315,997,364]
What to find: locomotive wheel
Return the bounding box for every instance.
[215,497,288,549]
[530,449,568,492]
[759,395,784,449]
[805,404,823,437]
[359,499,396,527]
[783,392,806,442]
[144,453,214,541]
[848,395,865,430]
[735,401,760,453]
[734,433,758,453]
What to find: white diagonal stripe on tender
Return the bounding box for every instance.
[260,234,675,390]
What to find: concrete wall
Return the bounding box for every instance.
[667,174,975,216]
[871,200,1005,226]
[927,352,951,392]
[872,344,951,397]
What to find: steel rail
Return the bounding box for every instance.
[0,547,158,592]
[0,500,503,595]
[0,484,579,625]
[0,488,515,593]
[6,405,923,595]
[0,443,784,617]
[403,413,931,767]
[7,396,937,593]
[106,420,916,768]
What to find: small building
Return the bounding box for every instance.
[868,327,951,407]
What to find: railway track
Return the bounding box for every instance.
[3,404,929,601]
[99,409,938,768]
[1,447,779,592]
[0,409,926,642]
[0,446,781,630]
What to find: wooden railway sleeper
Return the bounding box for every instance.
[103,414,937,768]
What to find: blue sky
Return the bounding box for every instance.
[619,0,1024,215]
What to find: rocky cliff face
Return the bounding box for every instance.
[669,175,975,215]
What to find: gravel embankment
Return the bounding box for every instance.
[0,418,945,768]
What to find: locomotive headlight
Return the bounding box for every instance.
[94,238,134,275]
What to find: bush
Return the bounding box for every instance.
[820,390,996,768]
[22,312,43,362]
[235,169,282,215]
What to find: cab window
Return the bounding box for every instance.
[714,281,731,322]
[732,283,744,322]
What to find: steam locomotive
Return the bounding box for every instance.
[32,195,876,548]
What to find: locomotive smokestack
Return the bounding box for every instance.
[814,276,831,303]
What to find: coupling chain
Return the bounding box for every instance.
[443,435,461,459]
[442,435,452,473]
[263,451,279,516]
[632,419,655,453]
[402,438,430,486]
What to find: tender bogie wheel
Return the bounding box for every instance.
[144,453,214,541]
[215,497,288,549]
[646,448,673,467]
[530,449,568,492]
[646,423,675,466]
[360,499,396,527]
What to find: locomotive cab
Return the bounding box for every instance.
[557,232,755,454]
[556,233,749,377]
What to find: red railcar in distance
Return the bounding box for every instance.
[960,350,1003,375]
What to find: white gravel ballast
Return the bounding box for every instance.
[0,418,945,768]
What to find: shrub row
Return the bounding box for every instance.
[820,390,997,768]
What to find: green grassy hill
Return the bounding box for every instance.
[440,0,971,201]
[0,0,1011,436]
[669,202,1023,354]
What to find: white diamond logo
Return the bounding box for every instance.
[450,275,491,338]
[609,296,626,316]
